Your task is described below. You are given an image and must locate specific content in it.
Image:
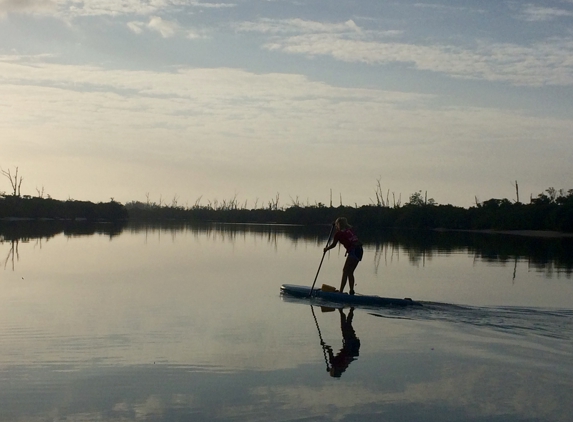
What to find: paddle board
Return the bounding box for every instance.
[280,284,422,308]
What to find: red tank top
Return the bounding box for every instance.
[334,229,359,251]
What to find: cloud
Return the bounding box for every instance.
[413,2,485,13]
[0,0,164,19]
[189,1,235,8]
[236,18,401,39]
[1,54,572,206]
[64,0,167,18]
[518,4,573,22]
[186,29,207,39]
[127,16,207,39]
[1,55,570,148]
[0,0,55,16]
[237,18,362,35]
[239,18,573,87]
[0,0,234,20]
[148,15,179,37]
[127,20,144,34]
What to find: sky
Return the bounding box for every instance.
[1,0,572,208]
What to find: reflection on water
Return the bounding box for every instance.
[311,307,361,378]
[2,221,573,276]
[278,299,573,421]
[0,221,572,421]
[368,229,573,277]
[1,220,127,270]
[0,219,126,241]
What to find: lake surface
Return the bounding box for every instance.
[1,222,572,422]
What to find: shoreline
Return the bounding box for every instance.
[2,218,572,238]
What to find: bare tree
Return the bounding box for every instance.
[1,166,23,196]
[289,195,301,207]
[268,193,280,210]
[36,186,45,198]
[512,180,520,203]
[193,195,203,208]
[373,177,386,207]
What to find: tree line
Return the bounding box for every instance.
[0,196,128,222]
[1,164,571,232]
[125,187,573,233]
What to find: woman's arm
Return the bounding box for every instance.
[324,238,338,252]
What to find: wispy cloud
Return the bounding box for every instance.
[518,4,573,22]
[128,16,207,39]
[0,0,56,16]
[240,18,573,87]
[127,20,144,34]
[413,2,485,13]
[0,56,573,204]
[148,15,179,37]
[236,18,401,39]
[237,18,362,35]
[1,0,234,19]
[189,1,235,8]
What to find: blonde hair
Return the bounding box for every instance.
[335,217,351,230]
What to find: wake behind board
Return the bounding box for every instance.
[280,284,422,308]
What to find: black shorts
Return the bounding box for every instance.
[348,246,363,261]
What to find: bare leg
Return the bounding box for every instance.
[348,273,355,294]
[343,256,359,294]
[339,272,348,293]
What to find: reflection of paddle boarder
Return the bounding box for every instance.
[312,306,361,378]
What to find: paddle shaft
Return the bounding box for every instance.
[310,305,331,372]
[309,223,335,297]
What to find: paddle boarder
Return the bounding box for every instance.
[323,217,363,295]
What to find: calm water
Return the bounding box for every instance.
[1,222,572,422]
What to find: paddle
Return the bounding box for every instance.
[309,222,335,297]
[310,305,331,373]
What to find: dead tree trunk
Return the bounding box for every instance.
[1,166,23,196]
[514,180,520,203]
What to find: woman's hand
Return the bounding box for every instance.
[324,240,337,253]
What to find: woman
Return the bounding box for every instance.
[324,217,363,295]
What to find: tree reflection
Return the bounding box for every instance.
[2,221,571,276]
[3,239,18,271]
[0,221,126,270]
[369,229,573,276]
